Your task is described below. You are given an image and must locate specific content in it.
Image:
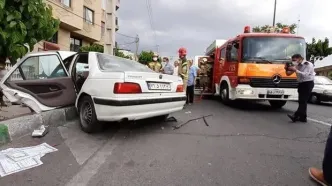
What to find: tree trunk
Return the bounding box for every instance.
[0,57,7,107]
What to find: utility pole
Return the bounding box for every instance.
[104,0,116,55]
[156,45,159,53]
[297,15,300,35]
[272,0,277,27]
[135,34,139,61]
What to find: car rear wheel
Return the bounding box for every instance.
[269,100,287,109]
[78,96,102,133]
[309,94,321,104]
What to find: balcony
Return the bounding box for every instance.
[48,0,83,31]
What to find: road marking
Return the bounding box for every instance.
[65,130,122,186]
[308,118,332,127]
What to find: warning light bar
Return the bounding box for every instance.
[244,26,250,33]
[281,27,290,33]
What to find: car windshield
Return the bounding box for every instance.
[242,37,306,63]
[97,53,154,72]
[315,76,332,85]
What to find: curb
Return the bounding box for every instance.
[1,107,78,141]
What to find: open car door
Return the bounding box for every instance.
[0,51,77,113]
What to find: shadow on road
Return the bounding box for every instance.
[224,100,289,112]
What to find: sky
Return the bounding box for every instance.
[116,0,332,59]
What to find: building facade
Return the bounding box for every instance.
[315,55,332,79]
[33,0,120,52]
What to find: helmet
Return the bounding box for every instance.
[178,47,187,55]
[153,52,159,57]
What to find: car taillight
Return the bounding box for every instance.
[113,83,142,94]
[176,85,184,92]
[238,77,250,84]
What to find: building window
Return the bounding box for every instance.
[84,7,94,25]
[59,0,71,7]
[48,32,58,44]
[101,22,105,36]
[70,37,82,52]
[115,17,118,26]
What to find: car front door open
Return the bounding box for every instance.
[0,53,77,113]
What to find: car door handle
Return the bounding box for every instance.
[49,87,59,91]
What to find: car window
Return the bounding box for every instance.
[97,53,154,72]
[7,55,67,81]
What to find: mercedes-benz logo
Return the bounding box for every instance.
[159,74,163,79]
[272,75,281,84]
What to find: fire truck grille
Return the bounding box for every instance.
[250,78,298,88]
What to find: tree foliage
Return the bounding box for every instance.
[306,37,332,60]
[138,50,161,64]
[252,23,297,34]
[80,44,103,53]
[79,44,132,59]
[0,0,60,65]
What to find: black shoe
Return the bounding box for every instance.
[299,118,307,122]
[287,114,298,122]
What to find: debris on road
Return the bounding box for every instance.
[32,125,49,138]
[165,116,177,122]
[172,114,213,130]
[185,111,191,114]
[0,143,58,177]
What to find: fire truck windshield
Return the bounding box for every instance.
[242,37,306,63]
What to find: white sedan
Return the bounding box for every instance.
[310,76,332,104]
[0,51,186,133]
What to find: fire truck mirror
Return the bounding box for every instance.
[210,53,215,59]
[234,43,239,49]
[226,44,232,51]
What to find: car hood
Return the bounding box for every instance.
[315,84,332,90]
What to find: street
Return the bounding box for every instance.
[0,99,331,186]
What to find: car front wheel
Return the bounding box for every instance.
[78,96,102,133]
[220,83,230,104]
[309,94,321,104]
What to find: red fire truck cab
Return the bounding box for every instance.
[195,26,306,108]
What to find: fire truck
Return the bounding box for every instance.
[195,26,306,108]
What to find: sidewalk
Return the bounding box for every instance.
[0,97,32,121]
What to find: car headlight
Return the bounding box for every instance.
[237,89,254,95]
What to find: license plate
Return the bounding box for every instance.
[267,89,284,95]
[148,82,171,90]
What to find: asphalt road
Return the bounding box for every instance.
[1,99,331,186]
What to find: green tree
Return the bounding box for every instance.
[79,44,131,59]
[0,0,60,65]
[138,50,161,64]
[0,0,60,106]
[306,37,332,60]
[252,23,297,34]
[79,44,103,53]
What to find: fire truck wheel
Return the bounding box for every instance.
[220,83,230,104]
[268,100,287,109]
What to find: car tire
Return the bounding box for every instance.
[309,94,321,104]
[78,96,102,133]
[155,114,169,121]
[220,83,230,104]
[269,100,287,109]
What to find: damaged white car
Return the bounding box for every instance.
[0,51,186,133]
